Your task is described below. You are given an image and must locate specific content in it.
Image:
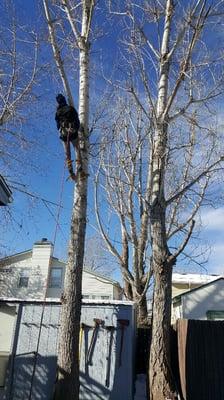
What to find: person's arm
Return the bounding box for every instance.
[55,112,60,130]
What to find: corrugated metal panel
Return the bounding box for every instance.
[177,319,224,400]
[80,303,135,400]
[2,302,135,400]
[10,304,60,400]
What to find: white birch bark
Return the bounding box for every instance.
[55,2,91,398]
[43,1,93,399]
[149,2,176,399]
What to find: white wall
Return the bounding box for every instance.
[0,304,16,387]
[82,271,114,299]
[0,244,120,300]
[0,242,53,299]
[182,279,224,320]
[0,305,16,352]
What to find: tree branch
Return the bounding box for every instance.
[43,0,74,106]
[166,157,224,206]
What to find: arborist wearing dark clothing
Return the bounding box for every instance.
[55,93,83,181]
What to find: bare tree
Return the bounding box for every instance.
[104,1,224,398]
[0,2,38,174]
[95,95,152,324]
[43,0,94,399]
[84,233,116,275]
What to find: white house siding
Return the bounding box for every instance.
[82,271,114,299]
[171,273,220,299]
[181,279,224,320]
[0,241,121,301]
[48,268,121,300]
[0,242,53,299]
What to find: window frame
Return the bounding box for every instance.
[206,310,224,320]
[49,267,63,288]
[18,276,29,288]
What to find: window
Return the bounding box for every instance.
[82,295,90,299]
[49,268,62,288]
[206,310,224,320]
[101,296,110,300]
[18,270,29,288]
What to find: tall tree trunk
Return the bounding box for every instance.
[54,2,91,399]
[136,294,148,326]
[149,201,176,399]
[148,1,176,398]
[149,265,175,399]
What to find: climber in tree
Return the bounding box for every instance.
[55,93,83,181]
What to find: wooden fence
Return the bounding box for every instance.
[136,320,224,400]
[177,319,224,400]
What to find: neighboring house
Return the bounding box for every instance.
[172,272,220,298]
[0,175,12,206]
[172,277,224,322]
[0,238,122,300]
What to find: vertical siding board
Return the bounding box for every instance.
[31,305,58,400]
[4,302,135,400]
[12,305,41,400]
[178,319,224,400]
[9,304,59,400]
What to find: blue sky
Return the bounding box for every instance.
[1,1,224,279]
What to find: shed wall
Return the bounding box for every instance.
[1,301,135,400]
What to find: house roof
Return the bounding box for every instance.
[0,175,12,206]
[172,272,220,285]
[0,249,32,266]
[173,277,224,302]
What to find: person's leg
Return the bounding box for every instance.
[62,139,77,181]
[71,137,83,172]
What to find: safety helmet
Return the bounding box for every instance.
[56,93,67,105]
